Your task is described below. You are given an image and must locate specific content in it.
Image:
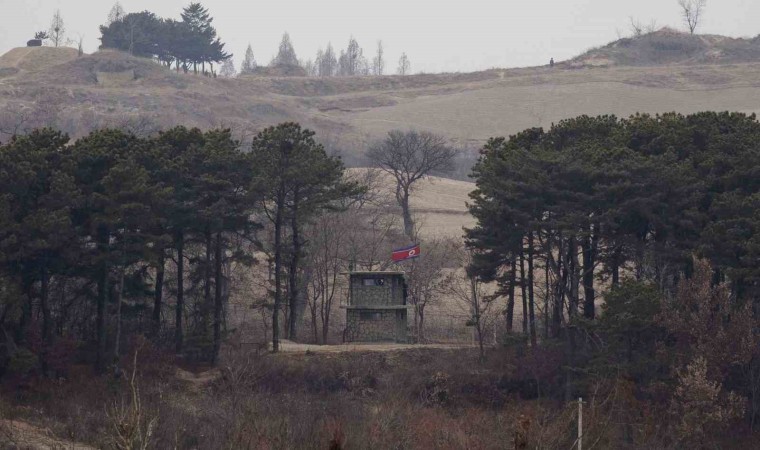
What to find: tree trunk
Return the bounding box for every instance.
[611,245,621,287]
[204,228,212,332]
[96,226,109,372]
[471,275,485,362]
[212,232,223,364]
[544,254,550,339]
[113,264,126,365]
[399,186,414,240]
[175,231,184,353]
[96,262,108,372]
[310,298,319,344]
[552,237,564,338]
[288,193,300,341]
[506,258,516,334]
[527,232,537,346]
[582,226,598,319]
[519,250,528,336]
[568,236,579,316]
[272,190,284,353]
[152,251,165,335]
[40,264,51,376]
[418,305,426,342]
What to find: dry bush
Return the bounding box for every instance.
[106,343,158,450]
[670,357,746,447]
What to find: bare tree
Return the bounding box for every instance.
[305,212,346,344]
[629,17,644,37]
[367,130,457,238]
[629,17,658,38]
[317,43,337,77]
[372,41,385,76]
[302,58,316,76]
[75,33,84,57]
[240,44,257,74]
[405,237,458,342]
[219,58,236,78]
[397,52,411,75]
[678,0,706,34]
[48,10,66,47]
[443,247,495,361]
[338,37,366,76]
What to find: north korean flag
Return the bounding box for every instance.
[392,244,421,262]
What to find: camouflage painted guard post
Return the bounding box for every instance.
[341,271,411,343]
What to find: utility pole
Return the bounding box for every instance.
[578,397,583,450]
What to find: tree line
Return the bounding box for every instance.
[467,111,760,435]
[99,3,231,75]
[237,34,413,77]
[0,122,359,376]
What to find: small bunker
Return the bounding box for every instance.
[342,271,409,343]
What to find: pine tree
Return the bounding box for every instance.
[0,129,81,374]
[250,123,361,347]
[273,32,299,67]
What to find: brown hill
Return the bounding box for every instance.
[2,36,760,153]
[0,46,79,72]
[568,27,760,68]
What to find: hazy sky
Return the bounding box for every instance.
[1,0,759,73]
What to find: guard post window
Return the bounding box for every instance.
[362,277,385,287]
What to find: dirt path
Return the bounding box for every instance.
[274,339,475,353]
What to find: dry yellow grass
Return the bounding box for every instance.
[3,47,760,147]
[0,46,78,72]
[348,168,475,238]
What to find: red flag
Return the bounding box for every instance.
[392,244,421,262]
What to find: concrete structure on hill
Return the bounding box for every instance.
[342,271,409,343]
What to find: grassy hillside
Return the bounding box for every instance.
[2,31,760,151]
[568,27,760,68]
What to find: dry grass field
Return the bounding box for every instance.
[3,29,760,149]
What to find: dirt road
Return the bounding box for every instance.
[274,339,475,353]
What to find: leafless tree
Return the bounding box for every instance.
[316,43,337,77]
[629,17,644,37]
[302,59,316,77]
[367,130,458,239]
[240,44,257,74]
[48,10,66,47]
[405,237,459,342]
[219,58,236,78]
[443,248,495,361]
[75,33,85,56]
[372,41,385,76]
[678,0,706,35]
[397,52,411,76]
[338,37,367,76]
[305,212,345,344]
